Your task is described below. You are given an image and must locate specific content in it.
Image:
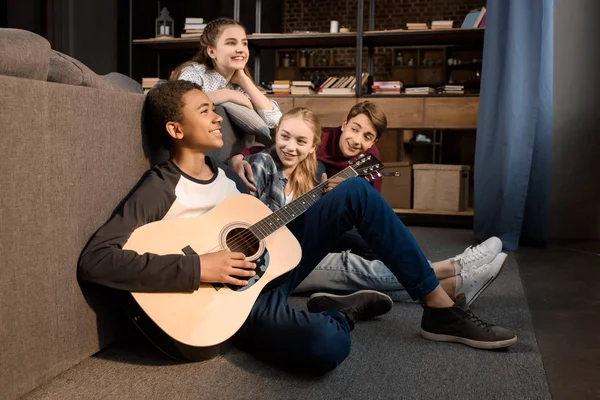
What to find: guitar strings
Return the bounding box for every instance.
[196,161,376,256]
[206,165,372,254]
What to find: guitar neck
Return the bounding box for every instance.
[250,167,358,240]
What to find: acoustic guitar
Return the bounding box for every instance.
[122,155,383,361]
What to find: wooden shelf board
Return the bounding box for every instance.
[393,208,474,216]
[133,29,483,50]
[364,28,485,47]
[249,32,357,48]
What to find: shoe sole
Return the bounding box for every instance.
[466,255,508,307]
[307,290,393,319]
[420,328,518,349]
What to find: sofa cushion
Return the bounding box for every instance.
[48,50,123,91]
[103,72,144,94]
[220,102,272,140]
[0,28,51,81]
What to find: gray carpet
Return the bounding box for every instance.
[23,228,551,400]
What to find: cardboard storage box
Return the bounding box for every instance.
[381,161,412,209]
[413,164,470,211]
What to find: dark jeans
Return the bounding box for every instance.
[233,178,438,374]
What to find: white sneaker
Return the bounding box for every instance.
[457,252,507,307]
[452,236,503,271]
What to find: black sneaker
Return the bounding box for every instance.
[306,290,393,322]
[421,297,517,349]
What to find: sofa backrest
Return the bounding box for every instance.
[0,29,257,399]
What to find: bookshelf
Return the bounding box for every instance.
[129,0,483,220]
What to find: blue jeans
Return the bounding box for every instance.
[294,251,417,302]
[233,178,438,374]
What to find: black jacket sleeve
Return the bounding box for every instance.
[78,168,200,293]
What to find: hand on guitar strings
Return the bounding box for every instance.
[321,173,345,193]
[199,251,257,286]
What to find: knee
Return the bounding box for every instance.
[303,327,351,375]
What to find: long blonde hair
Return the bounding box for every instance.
[279,108,322,199]
[170,17,252,81]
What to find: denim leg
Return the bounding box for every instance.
[293,251,416,303]
[284,177,438,301]
[233,286,352,375]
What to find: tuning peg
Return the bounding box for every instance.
[348,160,354,165]
[369,174,376,180]
[358,154,365,159]
[364,176,370,181]
[376,172,382,177]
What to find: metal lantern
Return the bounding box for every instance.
[155,7,174,38]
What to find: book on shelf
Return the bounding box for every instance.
[405,87,436,94]
[142,77,165,94]
[372,80,402,94]
[184,23,207,30]
[438,85,464,91]
[461,7,486,28]
[291,80,316,95]
[181,32,203,38]
[291,86,315,95]
[431,20,453,29]
[185,18,204,24]
[292,81,315,88]
[319,87,354,95]
[406,23,428,30]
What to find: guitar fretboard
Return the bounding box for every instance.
[249,167,358,240]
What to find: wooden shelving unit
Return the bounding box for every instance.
[129,0,482,222]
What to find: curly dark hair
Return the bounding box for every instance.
[144,80,202,151]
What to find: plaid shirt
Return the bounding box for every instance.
[245,147,326,212]
[245,147,288,212]
[178,63,281,128]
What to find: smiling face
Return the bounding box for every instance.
[338,114,378,158]
[207,25,249,73]
[275,116,317,173]
[169,90,224,152]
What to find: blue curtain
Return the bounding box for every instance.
[474,0,553,250]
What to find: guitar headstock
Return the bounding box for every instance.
[349,154,384,182]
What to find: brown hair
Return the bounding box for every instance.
[145,80,203,151]
[278,108,322,199]
[345,101,388,139]
[170,18,251,80]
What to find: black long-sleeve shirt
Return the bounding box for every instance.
[78,157,248,293]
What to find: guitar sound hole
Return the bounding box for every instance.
[226,228,260,258]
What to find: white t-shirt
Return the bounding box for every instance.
[284,191,295,205]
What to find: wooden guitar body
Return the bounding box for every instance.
[123,194,302,360]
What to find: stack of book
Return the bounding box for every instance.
[437,85,464,94]
[181,18,206,38]
[291,81,315,95]
[142,77,163,94]
[431,20,454,30]
[319,75,355,95]
[318,73,369,95]
[272,80,291,95]
[371,81,402,95]
[406,23,428,30]
[404,87,436,95]
[461,7,486,28]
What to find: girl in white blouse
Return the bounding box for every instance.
[170,18,281,129]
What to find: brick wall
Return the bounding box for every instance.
[282,0,485,80]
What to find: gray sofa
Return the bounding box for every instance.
[0,28,255,399]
